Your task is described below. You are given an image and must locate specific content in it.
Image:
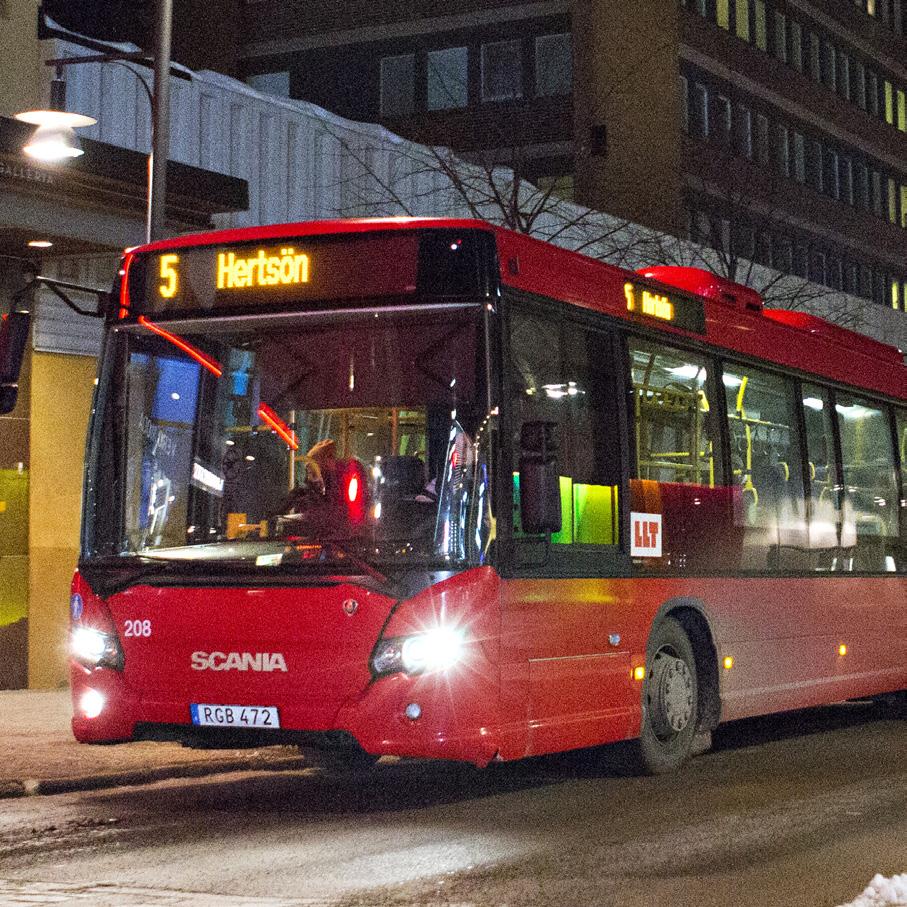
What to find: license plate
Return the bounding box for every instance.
[190,703,280,729]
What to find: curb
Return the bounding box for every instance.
[0,755,311,799]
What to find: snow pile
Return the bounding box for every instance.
[838,874,907,907]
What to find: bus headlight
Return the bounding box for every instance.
[71,627,123,670]
[372,628,466,676]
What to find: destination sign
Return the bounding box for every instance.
[123,229,492,317]
[623,282,706,334]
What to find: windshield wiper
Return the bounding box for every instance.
[292,538,396,593]
[79,553,182,596]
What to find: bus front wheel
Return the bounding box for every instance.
[635,617,700,775]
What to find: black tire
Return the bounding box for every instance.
[633,617,700,775]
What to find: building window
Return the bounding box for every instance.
[535,174,575,201]
[810,250,827,285]
[809,32,821,82]
[898,89,907,131]
[872,169,883,216]
[840,156,854,205]
[867,72,879,117]
[735,0,750,41]
[901,185,907,227]
[755,113,769,164]
[679,75,690,133]
[717,0,730,29]
[773,12,787,63]
[427,47,468,110]
[808,139,823,191]
[755,0,768,49]
[773,237,792,273]
[245,71,290,97]
[793,131,806,182]
[775,123,790,176]
[535,33,572,96]
[845,261,859,294]
[821,38,836,91]
[854,61,867,109]
[693,83,710,138]
[482,39,523,102]
[837,51,850,100]
[855,161,868,209]
[714,94,732,144]
[888,177,898,223]
[379,55,415,118]
[790,21,803,71]
[884,80,895,124]
[735,103,753,158]
[824,148,839,199]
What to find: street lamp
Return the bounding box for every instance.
[14,70,96,161]
[14,0,174,243]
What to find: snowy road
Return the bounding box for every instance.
[0,701,904,907]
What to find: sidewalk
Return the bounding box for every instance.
[0,689,308,798]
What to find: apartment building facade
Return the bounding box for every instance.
[239,0,907,312]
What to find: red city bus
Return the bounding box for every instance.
[69,218,907,774]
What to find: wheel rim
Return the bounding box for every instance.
[647,647,695,741]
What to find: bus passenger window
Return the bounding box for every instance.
[509,312,620,546]
[835,394,900,572]
[722,364,807,571]
[628,340,731,571]
[896,409,907,572]
[801,385,843,569]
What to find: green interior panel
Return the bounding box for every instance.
[550,476,574,545]
[573,483,618,545]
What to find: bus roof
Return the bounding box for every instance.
[132,217,906,404]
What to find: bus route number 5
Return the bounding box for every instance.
[159,254,180,299]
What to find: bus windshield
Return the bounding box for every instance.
[84,308,493,574]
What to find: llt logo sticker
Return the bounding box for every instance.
[631,512,662,557]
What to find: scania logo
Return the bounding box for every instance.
[191,651,288,672]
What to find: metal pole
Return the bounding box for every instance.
[148,0,173,242]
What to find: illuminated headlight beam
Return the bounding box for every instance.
[371,628,466,676]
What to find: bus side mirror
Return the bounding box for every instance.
[0,312,30,415]
[519,421,561,535]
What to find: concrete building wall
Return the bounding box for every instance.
[573,0,683,234]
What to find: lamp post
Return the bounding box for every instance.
[14,0,175,244]
[148,0,172,242]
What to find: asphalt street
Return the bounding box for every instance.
[0,701,904,907]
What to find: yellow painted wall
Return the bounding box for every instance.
[0,0,45,118]
[28,351,97,688]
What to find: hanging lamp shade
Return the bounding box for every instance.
[15,109,97,162]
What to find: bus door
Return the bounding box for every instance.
[499,303,632,757]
